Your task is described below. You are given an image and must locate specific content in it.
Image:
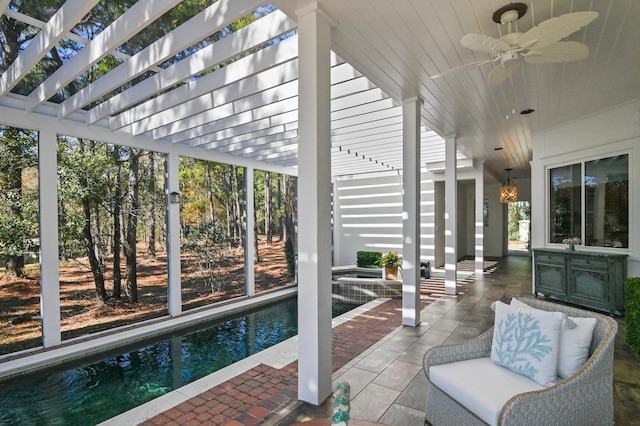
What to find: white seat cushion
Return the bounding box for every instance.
[429,357,545,426]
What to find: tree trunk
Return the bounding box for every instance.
[147,152,157,258]
[282,176,288,243]
[277,175,283,241]
[112,146,123,299]
[265,172,272,245]
[205,162,215,226]
[79,140,107,303]
[254,191,261,262]
[123,148,140,303]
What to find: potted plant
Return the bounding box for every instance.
[376,251,402,280]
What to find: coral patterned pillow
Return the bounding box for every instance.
[491,301,563,386]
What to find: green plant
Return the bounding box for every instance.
[356,251,382,268]
[625,277,640,355]
[376,251,402,268]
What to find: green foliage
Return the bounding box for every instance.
[0,126,39,272]
[376,251,402,268]
[182,226,230,294]
[625,277,640,355]
[356,251,382,268]
[284,236,296,277]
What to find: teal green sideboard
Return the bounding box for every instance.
[533,248,627,315]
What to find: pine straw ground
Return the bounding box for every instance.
[0,238,291,356]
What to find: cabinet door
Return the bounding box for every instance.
[568,256,609,310]
[535,252,566,298]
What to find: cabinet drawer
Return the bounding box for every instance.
[570,256,608,269]
[535,252,565,263]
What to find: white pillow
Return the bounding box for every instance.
[510,297,596,378]
[491,300,563,386]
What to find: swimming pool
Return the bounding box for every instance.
[0,297,360,425]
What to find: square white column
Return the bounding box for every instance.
[245,167,255,296]
[444,135,458,295]
[166,151,181,316]
[402,97,422,326]
[296,3,335,406]
[39,128,61,347]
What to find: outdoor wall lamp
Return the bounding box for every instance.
[169,191,180,204]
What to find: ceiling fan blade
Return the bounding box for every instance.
[519,11,598,50]
[523,41,589,64]
[461,34,509,53]
[431,59,494,79]
[488,61,521,86]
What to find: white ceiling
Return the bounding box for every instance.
[1,0,639,184]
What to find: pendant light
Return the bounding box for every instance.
[500,168,518,203]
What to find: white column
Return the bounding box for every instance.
[166,151,181,316]
[296,2,334,405]
[475,162,485,274]
[402,97,422,326]
[39,128,61,348]
[422,173,436,267]
[444,135,457,295]
[245,167,255,296]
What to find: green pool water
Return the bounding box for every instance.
[0,298,359,425]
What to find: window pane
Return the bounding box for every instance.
[585,154,628,248]
[549,164,581,243]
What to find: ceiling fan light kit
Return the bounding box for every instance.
[432,3,599,86]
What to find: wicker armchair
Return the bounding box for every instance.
[423,297,617,425]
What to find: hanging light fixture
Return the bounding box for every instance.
[500,168,518,203]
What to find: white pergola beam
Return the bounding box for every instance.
[25,0,181,111]
[155,80,299,140]
[199,128,299,151]
[187,110,298,148]
[102,34,299,126]
[126,61,299,135]
[173,97,298,144]
[0,0,99,97]
[92,12,297,124]
[59,0,266,117]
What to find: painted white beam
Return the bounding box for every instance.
[200,129,299,151]
[59,0,266,117]
[25,0,181,111]
[0,0,99,97]
[92,13,297,124]
[174,97,298,144]
[0,103,296,176]
[101,34,299,126]
[131,62,299,135]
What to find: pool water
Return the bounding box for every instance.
[0,298,359,426]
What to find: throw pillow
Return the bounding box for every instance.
[491,300,563,386]
[510,297,596,378]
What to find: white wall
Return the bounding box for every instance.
[332,172,403,266]
[332,168,506,266]
[531,99,640,277]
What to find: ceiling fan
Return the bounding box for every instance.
[432,3,598,86]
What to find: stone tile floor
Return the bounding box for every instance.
[134,256,639,425]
